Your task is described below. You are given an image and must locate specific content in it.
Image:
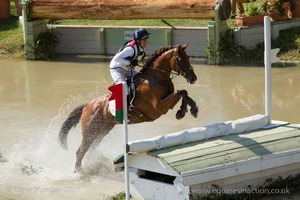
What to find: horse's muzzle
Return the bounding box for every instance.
[187,74,197,84]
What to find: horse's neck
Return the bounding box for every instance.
[150,49,174,79]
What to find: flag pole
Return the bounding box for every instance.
[122,82,130,200]
[264,16,280,125]
[264,16,272,125]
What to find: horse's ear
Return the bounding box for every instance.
[182,43,189,50]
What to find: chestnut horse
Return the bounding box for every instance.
[59,44,198,173]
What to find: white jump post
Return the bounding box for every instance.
[21,0,27,49]
[108,82,130,199]
[264,16,272,125]
[122,82,130,200]
[264,16,280,125]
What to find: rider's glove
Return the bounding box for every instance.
[129,60,138,66]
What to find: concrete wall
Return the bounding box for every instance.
[46,19,300,57]
[26,20,48,59]
[53,25,208,57]
[235,19,300,49]
[53,26,102,54]
[172,27,208,57]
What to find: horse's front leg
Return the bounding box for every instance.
[185,95,199,118]
[153,90,187,115]
[176,90,198,119]
[176,90,188,119]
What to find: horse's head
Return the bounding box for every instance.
[172,44,197,84]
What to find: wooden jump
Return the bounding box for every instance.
[28,0,231,20]
[114,115,300,199]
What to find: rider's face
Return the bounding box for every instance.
[139,39,148,48]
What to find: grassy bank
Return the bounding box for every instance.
[0,0,24,59]
[272,26,300,61]
[0,16,24,59]
[55,19,210,27]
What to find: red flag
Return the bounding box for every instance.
[108,83,123,122]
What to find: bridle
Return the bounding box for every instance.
[139,47,193,79]
[173,48,194,78]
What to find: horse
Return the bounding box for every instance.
[58,43,199,173]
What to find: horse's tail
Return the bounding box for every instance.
[58,103,88,150]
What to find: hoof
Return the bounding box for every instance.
[176,110,186,119]
[177,90,188,97]
[74,166,83,174]
[190,106,199,118]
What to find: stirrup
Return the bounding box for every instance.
[129,105,135,112]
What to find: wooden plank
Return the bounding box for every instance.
[162,129,299,163]
[215,162,300,188]
[149,125,300,173]
[128,154,179,176]
[173,133,300,171]
[29,0,227,20]
[189,161,300,190]
[182,149,300,186]
[149,126,299,161]
[174,137,300,173]
[151,125,300,157]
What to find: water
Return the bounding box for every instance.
[0,56,300,199]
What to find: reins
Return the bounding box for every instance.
[138,47,186,79]
[138,64,180,78]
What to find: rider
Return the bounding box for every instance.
[110,28,150,84]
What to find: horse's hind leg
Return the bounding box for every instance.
[74,107,101,173]
[75,119,115,173]
[75,125,115,173]
[75,131,97,173]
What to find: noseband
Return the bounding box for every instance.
[173,48,194,77]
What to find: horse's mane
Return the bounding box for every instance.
[141,45,175,73]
